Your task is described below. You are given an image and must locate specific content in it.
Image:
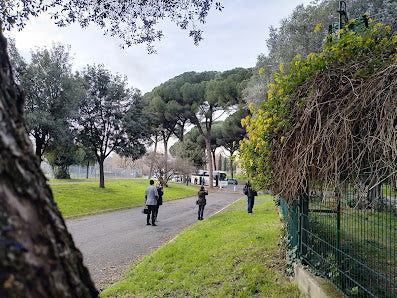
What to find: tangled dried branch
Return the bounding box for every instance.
[273,63,397,202]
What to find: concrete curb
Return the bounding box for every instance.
[294,264,343,298]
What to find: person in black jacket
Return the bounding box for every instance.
[196,186,208,220]
[243,181,257,214]
[155,182,163,222]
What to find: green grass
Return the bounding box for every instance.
[100,195,300,297]
[382,184,397,197]
[50,179,198,218]
[310,206,396,250]
[49,178,94,183]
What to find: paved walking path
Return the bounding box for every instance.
[66,189,243,289]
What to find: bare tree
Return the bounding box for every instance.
[144,152,195,186]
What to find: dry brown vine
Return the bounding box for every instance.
[272,62,397,202]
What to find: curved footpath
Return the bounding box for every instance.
[66,189,243,289]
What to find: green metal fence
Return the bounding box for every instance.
[280,176,397,297]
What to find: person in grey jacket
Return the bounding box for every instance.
[145,180,159,226]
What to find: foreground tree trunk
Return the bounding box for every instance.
[0,31,98,297]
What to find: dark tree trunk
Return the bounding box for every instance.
[230,159,234,179]
[161,130,173,186]
[33,132,48,162]
[0,32,97,297]
[86,161,90,179]
[212,150,216,171]
[191,116,213,188]
[54,165,71,179]
[204,138,214,187]
[99,157,105,188]
[35,136,43,161]
[163,134,168,181]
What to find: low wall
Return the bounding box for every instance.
[294,264,344,298]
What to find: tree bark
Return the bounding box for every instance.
[99,157,105,188]
[86,161,90,179]
[161,130,173,186]
[204,138,214,188]
[230,159,234,179]
[34,134,43,161]
[54,165,71,179]
[163,131,169,180]
[212,150,216,171]
[0,32,98,297]
[190,116,213,188]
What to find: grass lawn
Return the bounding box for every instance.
[100,195,300,297]
[49,179,198,218]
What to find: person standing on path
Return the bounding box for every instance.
[243,181,257,214]
[145,180,159,226]
[155,181,163,222]
[196,186,208,220]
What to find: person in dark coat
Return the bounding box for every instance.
[145,179,159,226]
[196,186,208,220]
[243,181,257,214]
[155,181,163,221]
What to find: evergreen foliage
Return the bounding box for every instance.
[8,43,80,161]
[243,0,397,107]
[75,65,151,188]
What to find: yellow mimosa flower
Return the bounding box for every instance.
[248,102,254,113]
[314,23,322,33]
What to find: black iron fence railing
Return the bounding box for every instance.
[280,177,396,297]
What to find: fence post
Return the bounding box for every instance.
[337,195,341,286]
[336,188,346,292]
[299,192,309,258]
[336,197,341,258]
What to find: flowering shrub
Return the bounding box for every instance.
[239,19,397,198]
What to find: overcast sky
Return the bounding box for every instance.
[7,0,312,94]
